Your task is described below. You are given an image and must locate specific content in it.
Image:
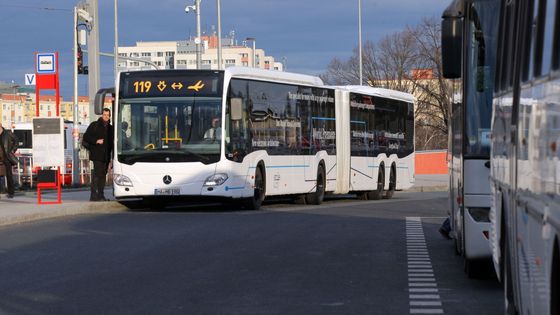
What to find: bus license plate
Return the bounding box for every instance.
[154,188,180,196]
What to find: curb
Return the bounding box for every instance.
[407,185,448,192]
[0,201,128,227]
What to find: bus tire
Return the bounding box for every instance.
[384,166,396,199]
[356,191,368,200]
[368,167,385,200]
[243,166,265,210]
[504,230,518,315]
[306,165,325,205]
[551,239,560,315]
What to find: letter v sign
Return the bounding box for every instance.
[25,73,36,85]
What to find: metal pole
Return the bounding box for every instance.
[72,7,80,186]
[114,0,118,83]
[195,0,202,69]
[358,0,363,85]
[87,0,100,122]
[217,0,222,70]
[252,40,256,68]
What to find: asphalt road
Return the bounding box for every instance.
[0,192,502,315]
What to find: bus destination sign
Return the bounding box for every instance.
[120,71,223,98]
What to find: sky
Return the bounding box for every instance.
[0,0,448,99]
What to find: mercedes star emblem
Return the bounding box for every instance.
[163,175,172,185]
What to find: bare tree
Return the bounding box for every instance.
[321,17,453,150]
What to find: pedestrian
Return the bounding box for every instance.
[83,108,114,201]
[0,122,19,199]
[439,217,452,240]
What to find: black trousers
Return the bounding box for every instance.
[91,161,108,200]
[1,163,15,195]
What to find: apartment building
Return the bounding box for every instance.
[117,34,283,72]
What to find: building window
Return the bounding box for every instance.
[141,52,151,57]
[225,59,236,64]
[131,52,139,57]
[166,51,174,57]
[157,52,163,57]
[202,60,211,65]
[177,60,187,65]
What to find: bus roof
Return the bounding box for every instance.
[331,85,415,103]
[224,66,324,87]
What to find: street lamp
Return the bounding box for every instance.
[216,0,222,70]
[358,0,363,85]
[245,37,256,68]
[10,81,19,129]
[185,0,202,69]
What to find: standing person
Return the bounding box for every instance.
[83,108,114,201]
[0,122,19,199]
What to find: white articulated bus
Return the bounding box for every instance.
[95,67,414,209]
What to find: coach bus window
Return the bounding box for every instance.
[541,0,556,75]
[464,1,499,157]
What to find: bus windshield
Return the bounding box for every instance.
[118,97,222,165]
[464,1,499,157]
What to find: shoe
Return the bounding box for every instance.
[7,194,14,199]
[439,227,451,240]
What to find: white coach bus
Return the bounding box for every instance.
[95,67,414,209]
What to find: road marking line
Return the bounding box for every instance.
[409,294,441,299]
[408,278,436,282]
[410,308,444,314]
[407,217,444,314]
[409,288,439,293]
[410,301,442,306]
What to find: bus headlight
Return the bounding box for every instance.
[114,174,133,187]
[204,173,228,186]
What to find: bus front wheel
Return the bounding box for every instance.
[243,166,265,210]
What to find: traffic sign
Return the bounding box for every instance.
[25,73,36,85]
[36,53,56,74]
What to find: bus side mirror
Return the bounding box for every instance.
[441,0,464,79]
[230,98,243,121]
[94,88,115,115]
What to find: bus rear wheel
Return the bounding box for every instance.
[384,167,396,199]
[306,166,325,205]
[368,169,384,200]
[243,166,265,210]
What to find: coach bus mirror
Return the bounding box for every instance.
[441,0,463,79]
[230,98,243,121]
[94,87,115,115]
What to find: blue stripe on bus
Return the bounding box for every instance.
[225,186,245,191]
[249,165,310,169]
[311,116,336,121]
[351,120,367,124]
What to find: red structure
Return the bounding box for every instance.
[35,52,60,117]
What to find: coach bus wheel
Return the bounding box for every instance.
[356,191,368,200]
[367,168,384,200]
[244,166,265,210]
[384,167,396,199]
[306,166,325,205]
[551,241,560,315]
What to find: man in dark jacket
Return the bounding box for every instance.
[83,108,114,201]
[0,122,19,198]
